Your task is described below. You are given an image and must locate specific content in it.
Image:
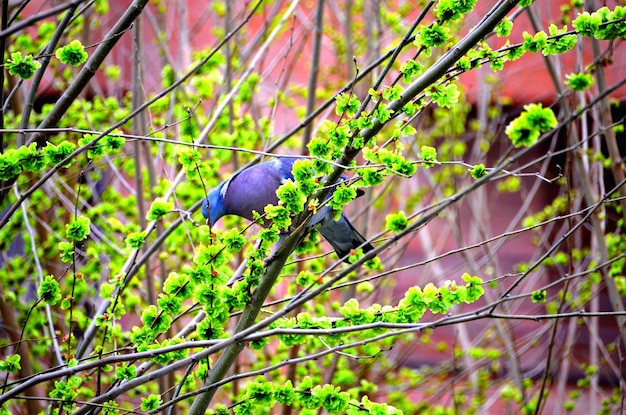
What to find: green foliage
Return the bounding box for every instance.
[497,176,521,193]
[565,72,594,91]
[572,6,626,40]
[419,22,450,48]
[140,394,163,411]
[543,24,577,55]
[39,275,62,305]
[505,103,557,147]
[49,376,82,411]
[0,141,79,180]
[43,141,77,167]
[103,133,126,153]
[359,168,385,187]
[0,354,21,373]
[531,289,547,303]
[246,377,274,406]
[0,150,21,180]
[115,363,137,380]
[79,134,107,159]
[318,384,350,413]
[125,231,147,249]
[102,401,119,415]
[58,241,74,262]
[364,147,417,177]
[178,148,203,178]
[335,92,360,117]
[65,215,91,242]
[329,184,357,212]
[522,31,548,53]
[223,228,247,251]
[495,19,513,37]
[164,270,193,297]
[6,51,41,79]
[470,163,487,179]
[419,145,438,168]
[425,83,461,108]
[141,305,172,334]
[385,211,409,232]
[400,60,423,83]
[147,198,174,221]
[276,179,306,215]
[56,40,89,66]
[436,0,478,22]
[18,143,46,172]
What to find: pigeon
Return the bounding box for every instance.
[202,156,373,262]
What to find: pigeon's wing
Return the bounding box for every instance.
[317,210,374,262]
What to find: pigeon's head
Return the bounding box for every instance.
[202,183,227,227]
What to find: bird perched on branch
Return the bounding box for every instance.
[201,156,373,263]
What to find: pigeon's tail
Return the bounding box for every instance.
[317,212,374,263]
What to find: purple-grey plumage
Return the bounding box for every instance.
[202,157,374,262]
[202,158,294,225]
